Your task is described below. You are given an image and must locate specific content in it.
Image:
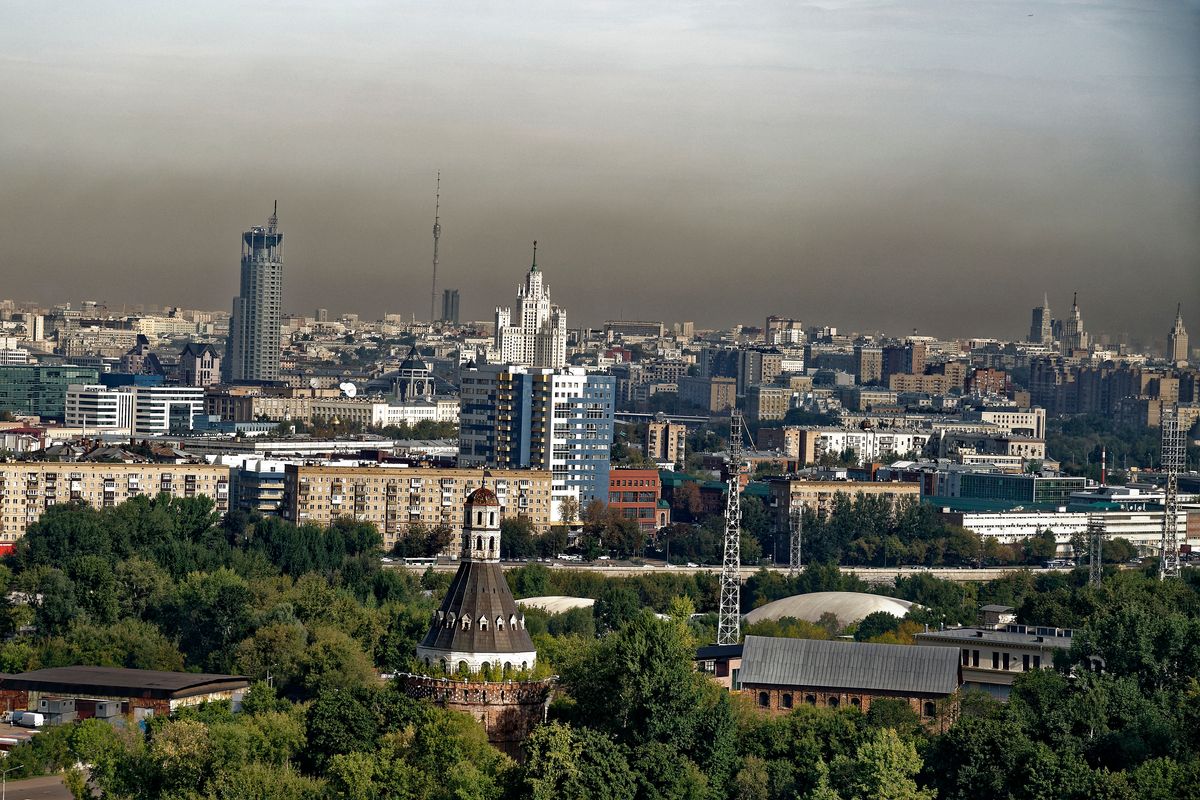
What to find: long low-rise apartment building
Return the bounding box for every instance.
[0,462,230,542]
[767,477,921,534]
[280,464,553,555]
[940,507,1199,556]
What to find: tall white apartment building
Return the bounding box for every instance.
[65,384,135,435]
[459,364,615,518]
[494,246,567,369]
[132,386,205,436]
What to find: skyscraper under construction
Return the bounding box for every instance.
[225,204,284,383]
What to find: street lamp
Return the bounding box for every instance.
[2,763,24,800]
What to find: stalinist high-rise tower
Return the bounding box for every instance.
[1168,305,1189,365]
[494,242,567,369]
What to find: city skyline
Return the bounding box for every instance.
[1,1,1197,341]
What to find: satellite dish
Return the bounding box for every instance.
[339,382,358,398]
[309,377,320,389]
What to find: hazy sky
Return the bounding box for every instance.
[2,1,1197,342]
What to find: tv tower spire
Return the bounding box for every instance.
[430,173,441,324]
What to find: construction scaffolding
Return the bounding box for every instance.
[717,410,744,646]
[1159,406,1185,580]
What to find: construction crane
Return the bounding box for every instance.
[1159,405,1184,580]
[717,410,745,646]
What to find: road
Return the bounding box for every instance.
[389,560,1070,585]
[0,775,71,800]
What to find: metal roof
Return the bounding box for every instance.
[0,667,249,699]
[739,635,960,695]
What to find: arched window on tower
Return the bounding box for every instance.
[476,511,483,526]
[476,535,483,552]
[489,537,495,553]
[489,511,496,526]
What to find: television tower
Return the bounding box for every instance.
[1159,405,1185,579]
[717,410,745,646]
[429,172,441,324]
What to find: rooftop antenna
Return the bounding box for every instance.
[430,173,441,325]
[531,240,538,271]
[268,200,278,233]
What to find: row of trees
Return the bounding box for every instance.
[4,492,1199,798]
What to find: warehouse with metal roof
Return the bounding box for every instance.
[736,635,960,728]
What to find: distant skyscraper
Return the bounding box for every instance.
[494,243,567,369]
[225,205,284,383]
[315,308,328,323]
[442,289,460,325]
[1168,305,1189,364]
[1029,294,1052,344]
[1061,292,1089,352]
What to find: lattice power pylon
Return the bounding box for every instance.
[1159,405,1185,580]
[788,506,803,578]
[717,410,744,645]
[1088,514,1106,587]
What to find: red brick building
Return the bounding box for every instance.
[608,468,668,531]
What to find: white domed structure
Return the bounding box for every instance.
[744,591,916,626]
[516,596,596,615]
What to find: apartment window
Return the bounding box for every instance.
[1033,655,1041,669]
[961,648,970,666]
[991,652,999,670]
[1002,653,1010,671]
[971,650,979,667]
[1022,654,1030,671]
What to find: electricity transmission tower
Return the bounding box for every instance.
[788,506,802,577]
[717,410,744,645]
[1088,514,1105,587]
[1159,405,1184,580]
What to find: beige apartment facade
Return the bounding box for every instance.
[0,462,230,541]
[767,477,921,534]
[646,419,687,464]
[281,464,553,555]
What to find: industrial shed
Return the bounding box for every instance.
[0,666,249,717]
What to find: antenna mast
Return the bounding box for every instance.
[1088,514,1106,587]
[717,410,744,645]
[1159,405,1184,579]
[430,173,441,325]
